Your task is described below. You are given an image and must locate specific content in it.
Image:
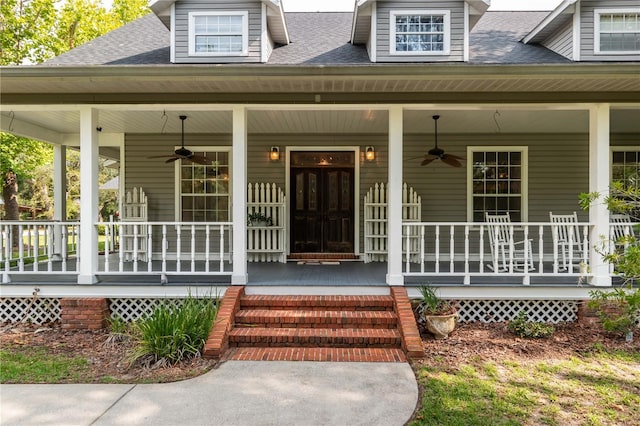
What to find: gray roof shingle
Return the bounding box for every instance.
[44,11,570,66]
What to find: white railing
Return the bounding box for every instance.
[402,222,594,285]
[101,221,233,276]
[0,221,80,282]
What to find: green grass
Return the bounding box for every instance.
[0,347,89,383]
[410,349,640,426]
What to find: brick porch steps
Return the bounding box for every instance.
[227,347,407,362]
[203,287,425,362]
[234,309,398,329]
[228,327,402,347]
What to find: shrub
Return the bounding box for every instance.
[129,296,219,366]
[508,311,555,339]
[418,285,456,315]
[588,287,640,340]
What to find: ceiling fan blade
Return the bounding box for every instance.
[441,155,463,167]
[421,156,438,166]
[445,154,465,161]
[148,154,176,159]
[165,157,180,163]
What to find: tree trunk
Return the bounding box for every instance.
[3,171,19,247]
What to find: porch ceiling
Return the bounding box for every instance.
[1,108,639,144]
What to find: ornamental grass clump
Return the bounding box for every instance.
[508,311,555,339]
[129,296,219,367]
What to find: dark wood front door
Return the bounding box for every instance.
[291,167,354,253]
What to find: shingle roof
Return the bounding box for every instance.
[45,10,569,66]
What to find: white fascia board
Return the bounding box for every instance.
[1,114,64,144]
[262,0,289,45]
[149,0,175,15]
[351,0,373,44]
[466,0,490,15]
[522,0,577,44]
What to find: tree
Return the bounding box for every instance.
[0,0,58,65]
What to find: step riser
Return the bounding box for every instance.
[240,296,394,312]
[235,322,397,329]
[230,337,401,347]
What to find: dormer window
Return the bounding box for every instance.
[390,10,450,55]
[595,9,640,54]
[188,11,248,56]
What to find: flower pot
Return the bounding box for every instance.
[423,312,458,339]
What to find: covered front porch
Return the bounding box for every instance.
[1,99,639,291]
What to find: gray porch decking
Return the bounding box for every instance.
[1,255,612,287]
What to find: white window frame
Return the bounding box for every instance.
[188,11,249,57]
[174,147,232,222]
[610,146,640,189]
[389,9,451,56]
[466,146,529,223]
[594,8,640,55]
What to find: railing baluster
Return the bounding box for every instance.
[464,225,470,285]
[435,225,440,274]
[147,224,153,273]
[220,224,225,272]
[18,224,24,272]
[132,224,139,273]
[162,224,167,276]
[104,223,110,272]
[190,224,196,273]
[420,225,425,274]
[205,224,210,273]
[176,226,181,273]
[118,223,124,272]
[523,225,530,285]
[61,224,68,272]
[46,225,53,272]
[538,225,544,274]
[449,225,455,273]
[479,225,485,273]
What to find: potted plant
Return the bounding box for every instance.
[247,212,273,227]
[417,285,458,339]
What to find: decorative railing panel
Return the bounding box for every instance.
[247,183,286,263]
[364,183,421,262]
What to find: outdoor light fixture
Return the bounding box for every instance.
[270,146,280,161]
[365,146,375,161]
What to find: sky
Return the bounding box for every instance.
[282,0,564,12]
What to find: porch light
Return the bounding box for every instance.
[365,146,375,161]
[270,146,280,161]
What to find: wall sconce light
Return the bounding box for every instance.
[365,146,375,161]
[270,146,280,161]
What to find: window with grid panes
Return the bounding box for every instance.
[189,12,247,56]
[612,150,640,191]
[179,151,229,222]
[390,10,450,55]
[595,9,640,54]
[470,149,526,222]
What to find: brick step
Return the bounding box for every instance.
[227,347,407,362]
[240,295,394,311]
[234,309,398,329]
[228,327,402,347]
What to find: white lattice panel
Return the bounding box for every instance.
[109,298,186,322]
[0,298,61,324]
[456,300,579,323]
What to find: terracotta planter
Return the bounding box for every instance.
[423,312,458,339]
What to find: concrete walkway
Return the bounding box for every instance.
[1,361,418,426]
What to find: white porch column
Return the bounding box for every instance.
[588,103,611,287]
[53,145,67,259]
[78,108,99,284]
[387,106,404,286]
[231,106,248,285]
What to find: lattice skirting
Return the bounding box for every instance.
[0,297,596,325]
[109,298,189,322]
[0,298,62,324]
[456,299,579,323]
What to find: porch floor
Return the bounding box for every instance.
[1,255,616,287]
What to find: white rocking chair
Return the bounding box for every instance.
[485,213,535,272]
[549,212,587,272]
[611,213,633,250]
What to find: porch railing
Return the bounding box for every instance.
[101,221,233,277]
[0,221,80,282]
[402,222,595,285]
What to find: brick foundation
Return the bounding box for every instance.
[60,298,110,330]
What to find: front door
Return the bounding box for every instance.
[290,152,355,253]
